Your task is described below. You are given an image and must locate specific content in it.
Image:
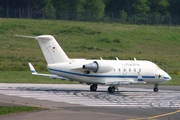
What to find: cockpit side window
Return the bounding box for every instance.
[155,65,161,70]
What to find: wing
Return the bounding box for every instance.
[105,74,146,86]
[106,72,146,85]
[105,80,146,86]
[28,63,69,80]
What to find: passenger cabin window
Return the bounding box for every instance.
[118,68,121,72]
[129,68,131,72]
[134,68,136,72]
[139,68,141,72]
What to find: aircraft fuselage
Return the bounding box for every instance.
[47,60,171,85]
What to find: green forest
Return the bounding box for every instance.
[0,0,180,20]
[1,0,180,15]
[1,0,180,25]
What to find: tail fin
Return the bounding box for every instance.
[35,35,69,64]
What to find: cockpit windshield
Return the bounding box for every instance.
[155,65,161,70]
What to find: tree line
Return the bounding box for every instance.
[0,0,180,20]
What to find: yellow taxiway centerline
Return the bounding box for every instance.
[128,106,180,120]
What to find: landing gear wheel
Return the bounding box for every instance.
[154,87,159,92]
[90,84,97,91]
[154,84,159,92]
[108,86,115,93]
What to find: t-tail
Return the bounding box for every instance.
[35,35,69,64]
[16,35,69,64]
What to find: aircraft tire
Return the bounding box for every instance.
[108,86,115,93]
[90,84,97,91]
[154,87,159,92]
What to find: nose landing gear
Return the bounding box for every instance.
[154,84,159,92]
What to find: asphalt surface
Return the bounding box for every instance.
[0,84,179,120]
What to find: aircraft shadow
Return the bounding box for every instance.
[16,87,151,98]
[17,87,148,93]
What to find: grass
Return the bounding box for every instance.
[0,18,179,85]
[0,106,43,115]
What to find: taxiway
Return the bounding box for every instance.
[0,83,179,120]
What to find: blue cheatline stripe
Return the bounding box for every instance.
[142,76,155,78]
[48,68,155,79]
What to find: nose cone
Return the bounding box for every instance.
[164,73,171,81]
[161,70,171,82]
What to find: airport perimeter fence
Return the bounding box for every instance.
[0,8,180,25]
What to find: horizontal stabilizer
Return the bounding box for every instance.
[28,63,68,80]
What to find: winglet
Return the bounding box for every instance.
[28,63,69,80]
[15,35,36,38]
[28,63,37,74]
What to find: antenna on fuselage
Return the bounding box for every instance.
[134,57,137,61]
[100,57,103,60]
[116,57,119,60]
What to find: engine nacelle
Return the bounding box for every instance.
[82,61,113,73]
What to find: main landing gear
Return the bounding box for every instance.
[108,86,115,93]
[90,84,116,93]
[154,84,159,92]
[90,84,98,91]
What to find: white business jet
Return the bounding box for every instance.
[20,35,171,93]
